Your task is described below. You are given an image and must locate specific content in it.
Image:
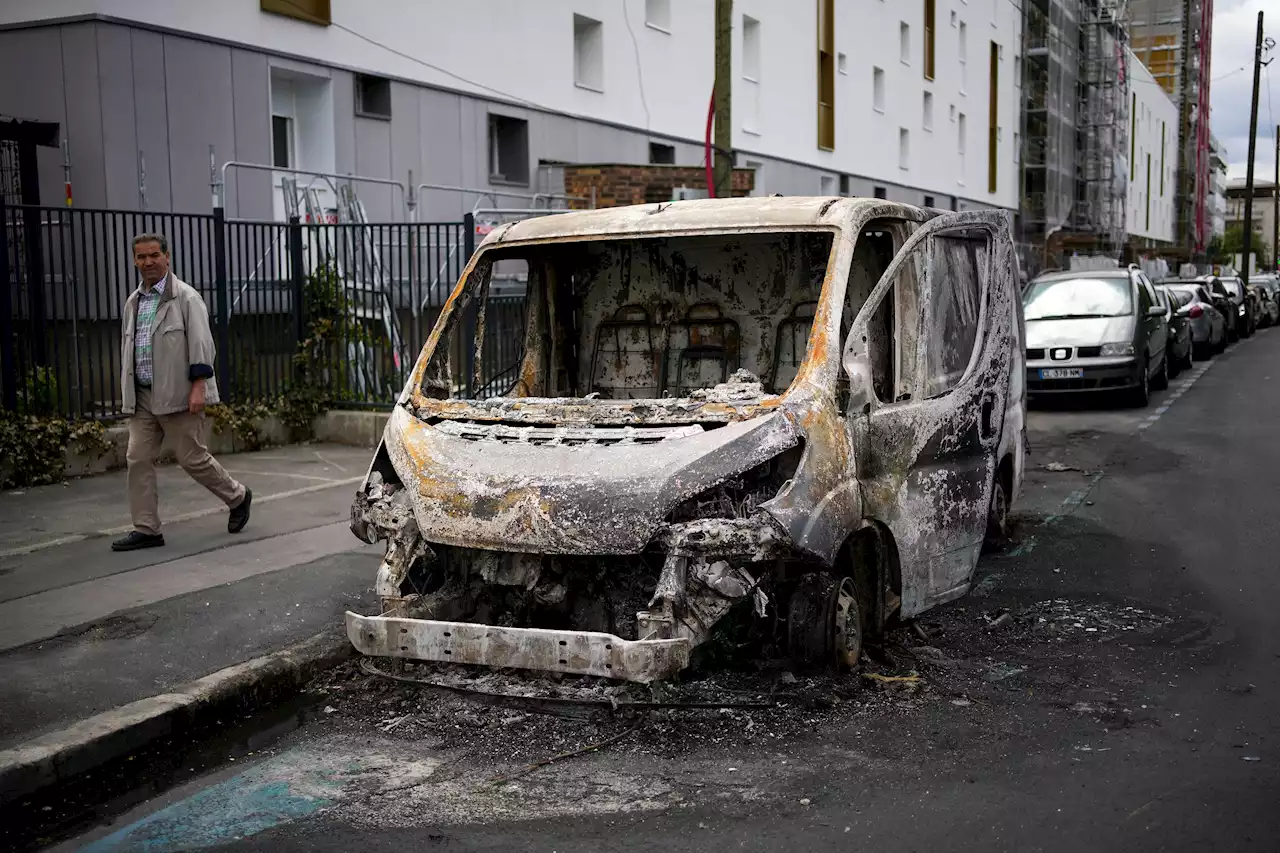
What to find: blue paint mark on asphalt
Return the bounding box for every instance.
[78,751,350,852]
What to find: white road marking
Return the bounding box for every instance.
[0,477,365,558]
[224,470,343,483]
[1134,357,1216,433]
[315,450,351,473]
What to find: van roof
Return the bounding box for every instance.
[485,196,921,245]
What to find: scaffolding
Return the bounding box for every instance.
[1075,0,1130,255]
[1128,0,1213,253]
[1020,0,1080,273]
[1020,0,1134,271]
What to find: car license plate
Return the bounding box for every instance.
[1039,368,1083,379]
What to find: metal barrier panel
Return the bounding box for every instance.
[1,203,521,418]
[1,202,217,418]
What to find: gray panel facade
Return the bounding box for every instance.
[97,24,140,210]
[0,20,1000,221]
[163,35,235,216]
[130,26,173,213]
[231,49,272,221]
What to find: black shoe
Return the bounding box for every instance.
[112,531,165,552]
[229,488,252,533]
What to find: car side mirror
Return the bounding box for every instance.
[1148,305,1166,318]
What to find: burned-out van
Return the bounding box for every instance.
[347,197,1026,683]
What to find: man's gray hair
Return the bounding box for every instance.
[131,233,170,254]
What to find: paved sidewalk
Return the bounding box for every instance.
[0,443,380,750]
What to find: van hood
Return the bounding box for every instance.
[377,405,803,555]
[1025,316,1134,349]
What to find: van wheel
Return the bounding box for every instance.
[984,477,1009,552]
[788,574,862,670]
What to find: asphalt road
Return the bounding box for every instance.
[49,332,1280,852]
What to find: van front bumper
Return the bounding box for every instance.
[345,611,690,684]
[1026,358,1140,393]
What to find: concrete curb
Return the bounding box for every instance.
[0,629,354,806]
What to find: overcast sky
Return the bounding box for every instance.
[1212,0,1280,178]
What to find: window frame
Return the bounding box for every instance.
[918,227,992,400]
[271,114,294,170]
[354,74,392,121]
[488,114,531,186]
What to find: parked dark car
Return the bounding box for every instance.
[1155,287,1193,376]
[1159,282,1227,358]
[1200,275,1254,339]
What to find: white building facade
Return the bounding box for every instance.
[1209,134,1228,239]
[0,0,1022,220]
[1125,47,1178,245]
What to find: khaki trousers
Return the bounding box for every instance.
[127,386,246,535]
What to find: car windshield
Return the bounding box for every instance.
[1023,276,1133,320]
[1222,280,1243,298]
[1163,287,1194,308]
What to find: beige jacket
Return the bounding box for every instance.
[120,275,222,416]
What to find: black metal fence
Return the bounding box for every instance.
[1,200,527,419]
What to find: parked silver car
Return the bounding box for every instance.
[1024,267,1169,406]
[1159,282,1227,358]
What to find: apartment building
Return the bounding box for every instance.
[0,0,1022,222]
[1126,45,1178,246]
[1128,0,1213,251]
[1208,134,1226,239]
[1225,179,1278,251]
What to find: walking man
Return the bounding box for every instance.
[111,234,251,552]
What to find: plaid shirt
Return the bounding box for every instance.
[133,277,167,386]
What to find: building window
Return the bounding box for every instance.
[1130,92,1137,181]
[743,15,761,133]
[355,74,392,120]
[924,195,936,208]
[874,186,887,199]
[818,0,835,150]
[1014,56,1021,87]
[988,41,998,193]
[271,115,293,169]
[900,128,910,170]
[574,14,604,92]
[645,0,671,32]
[649,142,675,164]
[743,16,761,79]
[873,67,886,112]
[1014,131,1020,163]
[959,21,967,91]
[951,10,958,26]
[900,22,911,65]
[924,0,936,80]
[1152,153,1162,230]
[958,112,967,178]
[261,0,330,25]
[1160,121,1166,196]
[488,114,529,185]
[923,91,934,131]
[838,52,848,75]
[839,174,850,195]
[820,174,837,195]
